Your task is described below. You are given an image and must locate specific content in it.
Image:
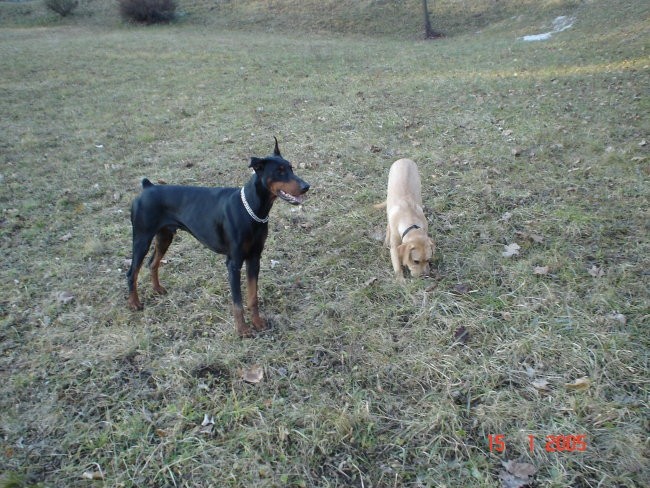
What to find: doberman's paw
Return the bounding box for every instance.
[127,297,144,311]
[237,324,255,338]
[252,315,268,331]
[153,285,167,295]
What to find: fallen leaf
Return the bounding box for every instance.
[515,231,544,244]
[453,326,469,344]
[565,376,591,391]
[502,460,537,478]
[453,283,471,294]
[499,472,529,488]
[56,291,74,305]
[499,460,537,488]
[369,144,382,153]
[363,277,377,287]
[199,414,215,435]
[639,139,647,147]
[242,365,264,384]
[588,265,605,278]
[532,379,550,391]
[533,266,549,275]
[343,172,356,183]
[81,471,104,480]
[502,243,520,258]
[59,232,72,242]
[501,211,513,222]
[606,312,626,325]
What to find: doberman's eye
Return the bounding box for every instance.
[414,260,420,265]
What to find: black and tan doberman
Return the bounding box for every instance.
[126,138,310,337]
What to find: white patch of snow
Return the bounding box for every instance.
[520,16,575,42]
[522,32,553,42]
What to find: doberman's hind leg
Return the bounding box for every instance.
[246,256,267,331]
[149,228,174,295]
[127,232,156,310]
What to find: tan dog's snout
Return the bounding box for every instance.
[398,237,434,277]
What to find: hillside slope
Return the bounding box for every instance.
[1,0,596,39]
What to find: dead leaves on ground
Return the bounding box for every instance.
[526,375,592,394]
[531,378,551,393]
[241,365,264,384]
[81,467,105,481]
[533,265,549,275]
[499,460,537,488]
[515,230,544,245]
[453,326,469,345]
[565,376,591,391]
[502,242,521,258]
[199,414,215,435]
[588,265,605,278]
[55,290,75,305]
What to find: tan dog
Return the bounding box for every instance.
[378,158,435,279]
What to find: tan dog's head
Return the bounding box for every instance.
[397,236,435,277]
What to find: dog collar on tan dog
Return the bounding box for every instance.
[240,187,269,224]
[401,224,421,239]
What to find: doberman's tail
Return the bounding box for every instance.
[373,200,387,209]
[142,178,154,189]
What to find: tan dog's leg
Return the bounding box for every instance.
[390,236,405,280]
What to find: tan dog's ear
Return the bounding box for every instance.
[397,243,410,265]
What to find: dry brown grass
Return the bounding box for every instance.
[1,0,649,487]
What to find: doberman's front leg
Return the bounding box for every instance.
[246,255,267,331]
[227,256,254,338]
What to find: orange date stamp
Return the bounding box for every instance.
[488,434,587,453]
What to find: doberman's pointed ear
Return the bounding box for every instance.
[249,157,265,173]
[273,136,281,157]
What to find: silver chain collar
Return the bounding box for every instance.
[240,187,269,224]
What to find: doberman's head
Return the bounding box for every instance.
[249,137,310,205]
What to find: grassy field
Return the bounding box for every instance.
[1,0,649,487]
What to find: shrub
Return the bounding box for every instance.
[44,0,79,17]
[118,0,177,24]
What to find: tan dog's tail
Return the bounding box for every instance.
[373,201,387,209]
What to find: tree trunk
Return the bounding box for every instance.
[422,0,442,39]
